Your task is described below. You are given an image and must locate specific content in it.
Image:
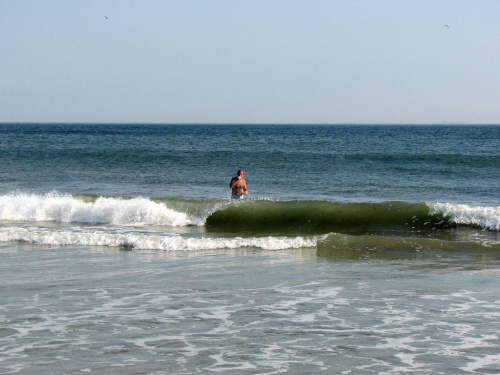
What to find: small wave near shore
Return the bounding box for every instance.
[0,192,499,252]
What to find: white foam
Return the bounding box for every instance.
[460,353,500,372]
[428,202,500,231]
[0,192,190,226]
[0,226,322,251]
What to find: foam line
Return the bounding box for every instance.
[0,193,191,226]
[0,227,323,251]
[428,202,500,231]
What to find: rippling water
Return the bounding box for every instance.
[1,245,499,374]
[0,124,499,374]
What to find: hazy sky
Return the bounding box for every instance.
[1,0,499,124]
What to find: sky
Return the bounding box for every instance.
[1,0,500,124]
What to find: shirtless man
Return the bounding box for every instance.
[229,170,248,199]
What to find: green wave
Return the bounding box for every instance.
[205,200,448,234]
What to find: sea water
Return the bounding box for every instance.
[0,124,499,374]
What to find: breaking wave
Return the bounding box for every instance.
[1,193,499,232]
[0,192,193,226]
[0,227,322,251]
[0,193,499,251]
[429,202,500,231]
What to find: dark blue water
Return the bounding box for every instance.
[1,123,499,204]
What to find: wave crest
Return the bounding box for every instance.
[0,193,191,226]
[428,202,500,231]
[0,227,322,251]
[1,193,499,233]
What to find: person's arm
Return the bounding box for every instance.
[230,177,238,188]
[242,180,248,194]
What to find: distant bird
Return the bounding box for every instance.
[444,24,449,28]
[105,16,108,20]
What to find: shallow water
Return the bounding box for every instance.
[1,244,499,374]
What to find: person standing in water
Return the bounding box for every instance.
[229,169,248,199]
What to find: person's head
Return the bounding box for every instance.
[237,170,244,177]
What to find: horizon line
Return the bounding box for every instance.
[1,122,499,126]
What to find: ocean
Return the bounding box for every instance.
[0,123,499,374]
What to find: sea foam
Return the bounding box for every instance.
[0,193,190,226]
[0,227,322,251]
[428,202,500,231]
